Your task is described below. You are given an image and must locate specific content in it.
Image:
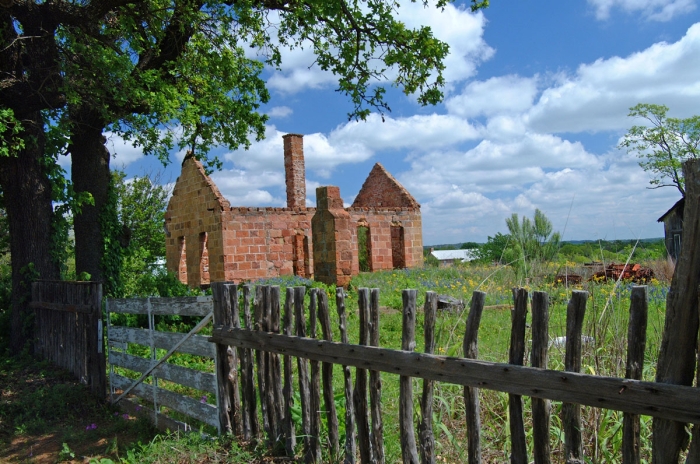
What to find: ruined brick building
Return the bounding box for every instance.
[165,134,423,287]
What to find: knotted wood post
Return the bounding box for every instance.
[509,288,528,464]
[212,282,234,434]
[530,291,551,464]
[282,288,296,456]
[464,291,486,464]
[308,289,323,463]
[318,289,340,460]
[355,288,373,464]
[419,291,438,464]
[654,159,700,462]
[336,287,356,464]
[622,286,648,464]
[369,288,385,464]
[269,286,284,448]
[293,285,312,462]
[563,290,588,464]
[400,289,419,464]
[241,285,258,439]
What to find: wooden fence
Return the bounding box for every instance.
[30,280,105,397]
[209,282,700,463]
[106,296,219,432]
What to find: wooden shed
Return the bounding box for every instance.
[658,197,684,262]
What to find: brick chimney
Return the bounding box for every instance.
[283,134,306,209]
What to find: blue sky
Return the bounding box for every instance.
[103,0,700,245]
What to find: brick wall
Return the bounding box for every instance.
[283,134,306,209]
[312,186,356,287]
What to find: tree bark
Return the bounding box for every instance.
[653,159,700,463]
[69,108,111,287]
[0,112,60,354]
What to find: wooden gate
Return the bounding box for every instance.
[30,280,106,398]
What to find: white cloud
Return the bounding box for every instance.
[105,132,144,168]
[446,75,538,118]
[268,106,293,118]
[588,0,696,21]
[527,23,700,133]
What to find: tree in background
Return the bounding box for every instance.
[477,232,512,264]
[505,209,560,277]
[619,103,700,197]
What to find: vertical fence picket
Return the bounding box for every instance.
[308,289,323,463]
[213,282,233,434]
[622,286,648,464]
[318,289,340,460]
[226,283,243,436]
[294,286,312,462]
[254,285,270,441]
[262,286,276,442]
[369,288,385,464]
[242,285,259,439]
[355,288,373,464]
[509,288,529,464]
[419,291,437,464]
[464,291,486,464]
[336,287,356,464]
[270,286,284,447]
[531,291,551,464]
[283,288,297,456]
[563,290,588,463]
[400,289,420,464]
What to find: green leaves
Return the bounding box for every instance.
[619,103,700,196]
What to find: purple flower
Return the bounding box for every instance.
[122,413,129,419]
[85,423,97,431]
[200,395,207,403]
[135,405,142,412]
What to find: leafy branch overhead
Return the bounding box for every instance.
[619,103,700,197]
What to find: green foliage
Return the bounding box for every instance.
[505,209,561,277]
[476,232,512,264]
[357,226,370,272]
[100,173,124,297]
[0,109,24,158]
[619,103,700,196]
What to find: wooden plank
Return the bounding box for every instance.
[226,283,243,437]
[622,286,648,464]
[355,288,373,464]
[308,289,322,463]
[109,351,216,394]
[419,291,437,464]
[464,291,486,464]
[109,326,215,358]
[29,301,93,313]
[269,286,284,448]
[294,286,312,461]
[509,288,528,464]
[107,296,213,316]
[336,287,356,464]
[212,282,233,434]
[369,288,385,464]
[530,291,551,464]
[283,287,297,456]
[318,289,340,461]
[563,290,588,463]
[255,286,270,442]
[400,290,420,464]
[654,159,700,462]
[242,285,258,439]
[112,374,217,427]
[209,327,700,424]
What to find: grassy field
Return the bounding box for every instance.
[1,260,672,463]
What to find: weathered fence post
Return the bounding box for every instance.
[563,290,588,464]
[464,291,486,464]
[212,282,233,434]
[227,284,243,436]
[308,289,323,463]
[654,160,700,462]
[509,288,528,464]
[622,285,648,464]
[355,288,373,464]
[241,285,259,439]
[269,286,284,447]
[318,289,340,461]
[254,286,270,441]
[400,289,420,464]
[294,285,312,462]
[282,288,297,456]
[336,287,356,464]
[530,291,551,464]
[419,291,438,464]
[369,288,386,464]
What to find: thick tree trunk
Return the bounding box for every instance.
[69,109,110,287]
[653,159,700,463]
[0,112,59,354]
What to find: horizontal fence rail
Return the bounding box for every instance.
[207,282,695,463]
[107,296,218,431]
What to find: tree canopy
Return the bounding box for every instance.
[619,103,700,197]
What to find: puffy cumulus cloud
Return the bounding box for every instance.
[526,23,700,133]
[268,106,293,118]
[264,2,492,95]
[588,0,696,21]
[209,169,285,206]
[446,75,538,118]
[105,132,144,168]
[329,113,480,152]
